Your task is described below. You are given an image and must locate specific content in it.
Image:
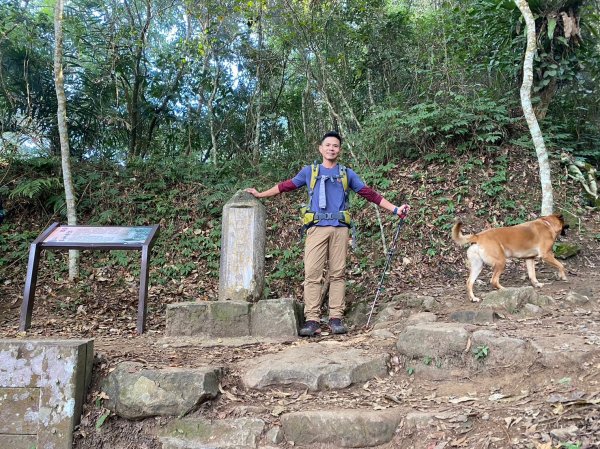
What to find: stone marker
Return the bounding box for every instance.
[0,339,93,449]
[219,190,266,302]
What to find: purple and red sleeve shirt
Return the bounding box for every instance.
[277,164,383,227]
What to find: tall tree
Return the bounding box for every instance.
[515,0,554,215]
[54,0,79,278]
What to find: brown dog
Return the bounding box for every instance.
[452,215,568,302]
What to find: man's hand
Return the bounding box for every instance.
[244,188,260,197]
[397,204,410,218]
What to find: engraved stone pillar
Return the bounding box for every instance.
[219,190,266,302]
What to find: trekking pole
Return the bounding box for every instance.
[365,217,406,328]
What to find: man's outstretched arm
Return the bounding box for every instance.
[245,180,298,198]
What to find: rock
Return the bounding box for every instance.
[102,362,222,419]
[529,294,554,307]
[280,409,402,447]
[482,287,537,312]
[523,303,544,316]
[242,343,389,391]
[449,309,498,324]
[345,300,370,328]
[550,425,579,440]
[265,426,284,444]
[160,417,265,449]
[371,329,395,339]
[421,296,439,311]
[406,312,437,324]
[374,304,405,324]
[392,293,426,308]
[553,242,581,260]
[531,335,600,368]
[564,291,590,305]
[471,330,532,367]
[397,323,469,358]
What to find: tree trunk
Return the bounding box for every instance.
[54,0,79,280]
[515,0,554,215]
[252,1,264,166]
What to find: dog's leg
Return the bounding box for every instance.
[466,245,484,302]
[525,258,543,287]
[490,260,506,290]
[541,252,567,281]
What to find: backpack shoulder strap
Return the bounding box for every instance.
[309,161,319,190]
[338,164,348,192]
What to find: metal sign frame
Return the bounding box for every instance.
[20,222,160,334]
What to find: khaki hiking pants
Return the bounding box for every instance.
[303,225,349,321]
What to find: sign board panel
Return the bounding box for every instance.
[44,226,152,245]
[20,223,159,334]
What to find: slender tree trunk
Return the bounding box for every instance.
[54,0,79,280]
[515,0,554,215]
[208,64,220,166]
[252,1,264,166]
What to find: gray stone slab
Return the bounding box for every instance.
[102,362,222,419]
[281,409,402,447]
[531,335,600,368]
[242,343,389,391]
[250,298,302,339]
[159,417,265,449]
[471,330,532,367]
[0,339,93,449]
[449,309,498,324]
[481,287,537,311]
[219,190,266,302]
[166,301,251,337]
[396,323,469,358]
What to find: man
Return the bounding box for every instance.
[245,131,409,336]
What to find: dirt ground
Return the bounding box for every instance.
[1,215,599,449]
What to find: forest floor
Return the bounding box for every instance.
[1,155,599,449]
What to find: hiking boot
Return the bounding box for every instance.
[328,318,347,335]
[299,320,321,337]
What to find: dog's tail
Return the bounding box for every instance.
[452,221,476,245]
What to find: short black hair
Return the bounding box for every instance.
[320,131,342,145]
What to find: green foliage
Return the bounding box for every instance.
[558,443,581,449]
[9,178,62,200]
[474,345,490,360]
[481,156,508,197]
[359,93,517,159]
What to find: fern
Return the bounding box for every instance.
[9,178,61,199]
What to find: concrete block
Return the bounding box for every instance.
[0,339,93,449]
[166,301,251,337]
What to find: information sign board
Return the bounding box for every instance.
[20,223,160,334]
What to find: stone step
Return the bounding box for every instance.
[102,362,223,419]
[159,417,266,449]
[241,342,389,391]
[281,409,402,447]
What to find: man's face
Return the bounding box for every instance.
[319,136,341,162]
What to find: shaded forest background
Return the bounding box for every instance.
[1,0,599,324]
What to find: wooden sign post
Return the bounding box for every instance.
[20,223,160,334]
